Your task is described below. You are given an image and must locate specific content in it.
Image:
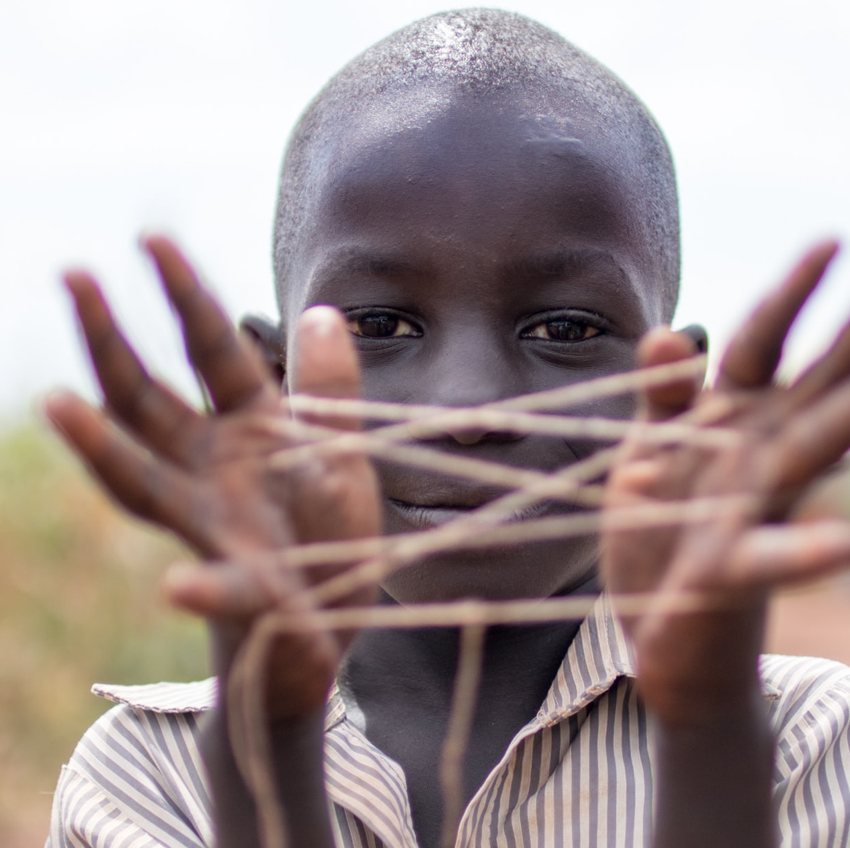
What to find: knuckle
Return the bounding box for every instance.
[108,369,153,422]
[188,323,238,366]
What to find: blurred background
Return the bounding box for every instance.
[2,0,849,844]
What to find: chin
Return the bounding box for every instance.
[378,538,599,606]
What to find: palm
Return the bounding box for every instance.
[47,237,379,557]
[46,236,381,717]
[602,242,850,722]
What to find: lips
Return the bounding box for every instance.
[386,493,550,530]
[376,442,580,532]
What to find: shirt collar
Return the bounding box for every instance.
[534,592,782,724]
[92,677,349,731]
[92,678,219,713]
[535,592,636,726]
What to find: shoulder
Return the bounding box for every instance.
[68,678,215,793]
[760,653,850,733]
[760,655,850,845]
[70,678,214,783]
[49,680,215,848]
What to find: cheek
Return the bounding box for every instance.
[359,367,418,404]
[570,391,638,425]
[551,392,638,467]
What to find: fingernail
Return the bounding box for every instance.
[61,270,87,294]
[137,230,158,251]
[678,324,708,354]
[161,562,201,599]
[41,389,73,417]
[300,306,340,338]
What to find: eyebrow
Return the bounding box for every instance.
[501,247,629,286]
[310,249,426,285]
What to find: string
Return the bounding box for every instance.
[218,356,743,847]
[439,624,486,848]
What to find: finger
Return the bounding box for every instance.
[771,377,850,492]
[63,271,206,466]
[789,312,850,406]
[716,240,839,391]
[290,306,363,431]
[44,390,209,549]
[635,326,704,422]
[163,560,277,619]
[678,324,709,355]
[143,235,272,413]
[728,521,850,589]
[788,460,850,523]
[286,309,380,567]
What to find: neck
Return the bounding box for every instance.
[337,587,599,848]
[340,588,597,719]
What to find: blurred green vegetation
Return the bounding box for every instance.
[0,419,207,846]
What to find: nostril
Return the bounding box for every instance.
[450,428,488,446]
[439,423,525,446]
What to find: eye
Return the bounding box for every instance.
[346,310,421,339]
[521,314,604,342]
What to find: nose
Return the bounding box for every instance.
[421,332,523,446]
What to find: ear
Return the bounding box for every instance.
[239,314,286,386]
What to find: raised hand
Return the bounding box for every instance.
[602,241,850,848]
[45,235,381,716]
[603,240,850,719]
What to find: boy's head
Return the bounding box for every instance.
[273,9,679,322]
[264,10,682,603]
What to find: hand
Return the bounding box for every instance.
[45,235,381,717]
[602,241,850,725]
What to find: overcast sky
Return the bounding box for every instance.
[1,0,848,420]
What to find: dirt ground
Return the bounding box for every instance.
[766,577,850,665]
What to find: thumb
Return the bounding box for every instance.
[636,325,706,422]
[289,306,363,431]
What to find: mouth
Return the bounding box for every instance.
[386,496,550,530]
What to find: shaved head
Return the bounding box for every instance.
[273,9,679,320]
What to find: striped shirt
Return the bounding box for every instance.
[47,596,850,847]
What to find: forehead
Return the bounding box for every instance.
[286,88,663,322]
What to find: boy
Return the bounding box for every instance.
[45,9,850,848]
